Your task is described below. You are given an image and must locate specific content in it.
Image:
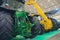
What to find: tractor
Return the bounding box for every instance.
[0,0,60,40]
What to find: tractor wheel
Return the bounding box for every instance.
[50,18,58,31]
[31,22,45,37]
[0,12,14,40]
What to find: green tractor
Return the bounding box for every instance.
[0,0,41,40]
[0,0,60,40]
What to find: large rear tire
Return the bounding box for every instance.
[0,11,14,40]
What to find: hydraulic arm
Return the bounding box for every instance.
[26,0,53,31]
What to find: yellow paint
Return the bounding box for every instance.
[26,0,53,31]
[30,13,35,16]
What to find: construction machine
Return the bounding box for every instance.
[0,0,60,40]
[26,0,60,31]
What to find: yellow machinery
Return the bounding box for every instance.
[25,0,53,31]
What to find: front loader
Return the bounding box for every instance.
[26,0,60,31]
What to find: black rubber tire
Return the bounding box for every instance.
[31,22,45,38]
[0,11,14,40]
[50,18,58,31]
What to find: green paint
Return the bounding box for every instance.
[14,11,33,37]
[11,35,25,40]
